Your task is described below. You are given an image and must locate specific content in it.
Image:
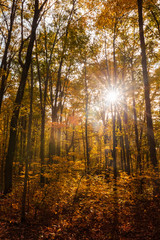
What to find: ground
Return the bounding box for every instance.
[0,175,160,239]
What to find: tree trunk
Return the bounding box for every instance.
[103,123,108,170]
[4,0,48,194]
[21,63,33,222]
[137,0,157,168]
[112,105,117,178]
[84,61,90,174]
[40,109,45,185]
[118,114,126,171]
[49,107,56,162]
[112,23,117,178]
[131,68,142,174]
[123,105,130,175]
[0,0,17,112]
[104,37,111,85]
[36,52,47,186]
[72,111,75,161]
[36,28,50,185]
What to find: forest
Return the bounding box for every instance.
[0,0,160,239]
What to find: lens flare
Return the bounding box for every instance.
[106,88,120,104]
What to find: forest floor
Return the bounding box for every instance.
[0,174,160,239]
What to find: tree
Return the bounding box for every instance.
[49,0,77,161]
[0,0,17,112]
[21,62,34,222]
[84,58,90,174]
[4,0,48,194]
[137,0,158,168]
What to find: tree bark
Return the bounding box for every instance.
[137,0,157,168]
[123,104,130,175]
[131,69,142,174]
[84,61,90,174]
[118,113,126,171]
[0,0,17,112]
[112,105,117,178]
[112,23,117,178]
[21,63,33,222]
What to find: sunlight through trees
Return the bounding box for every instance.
[0,0,160,238]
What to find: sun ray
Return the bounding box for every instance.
[104,86,122,105]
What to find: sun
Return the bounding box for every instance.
[98,86,123,109]
[105,87,120,104]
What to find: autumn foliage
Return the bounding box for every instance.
[0,0,160,239]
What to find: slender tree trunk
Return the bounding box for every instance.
[0,0,17,112]
[84,61,90,174]
[19,117,23,166]
[137,0,157,168]
[0,114,9,191]
[113,23,117,84]
[49,108,56,162]
[123,105,130,175]
[72,111,75,161]
[104,123,108,170]
[57,86,64,157]
[104,37,111,85]
[57,108,63,156]
[72,124,75,161]
[40,110,45,185]
[112,105,117,178]
[21,63,33,222]
[21,115,27,173]
[81,121,86,165]
[131,69,142,174]
[36,54,47,185]
[118,114,126,171]
[112,23,117,178]
[36,28,50,185]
